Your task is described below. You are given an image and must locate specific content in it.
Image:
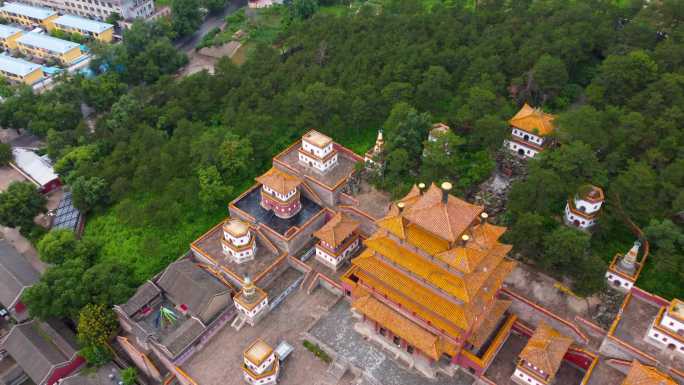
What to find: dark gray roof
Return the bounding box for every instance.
[52,192,82,231]
[3,321,78,385]
[0,239,40,308]
[156,260,229,323]
[119,281,161,317]
[159,317,205,358]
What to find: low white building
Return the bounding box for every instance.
[646,299,684,356]
[564,184,604,230]
[242,339,279,385]
[605,241,641,292]
[221,219,256,264]
[313,212,360,271]
[298,130,338,174]
[506,103,556,158]
[234,278,269,327]
[11,148,60,193]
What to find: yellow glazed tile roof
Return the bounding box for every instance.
[314,212,359,248]
[364,234,470,302]
[402,183,483,243]
[509,103,556,136]
[519,322,573,377]
[622,360,677,385]
[405,223,450,255]
[436,247,488,273]
[377,215,406,240]
[255,168,301,196]
[353,290,441,360]
[352,249,469,332]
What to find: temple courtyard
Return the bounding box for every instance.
[181,288,356,385]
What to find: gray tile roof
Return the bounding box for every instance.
[119,281,161,317]
[156,260,229,323]
[2,321,78,385]
[159,317,205,358]
[0,239,40,309]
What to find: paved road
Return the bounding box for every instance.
[175,0,247,53]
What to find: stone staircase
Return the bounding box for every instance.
[230,314,246,331]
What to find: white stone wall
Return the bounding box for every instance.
[302,140,332,157]
[565,204,598,229]
[243,371,277,385]
[647,325,684,355]
[262,185,296,201]
[298,151,338,173]
[605,271,634,292]
[244,353,276,375]
[661,311,684,336]
[315,239,358,268]
[573,197,603,215]
[507,140,539,158]
[511,129,544,146]
[512,368,544,385]
[235,298,269,320]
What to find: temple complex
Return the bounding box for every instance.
[506,103,556,158]
[512,322,573,385]
[242,339,279,385]
[313,212,360,270]
[646,298,684,355]
[564,184,605,230]
[342,182,516,375]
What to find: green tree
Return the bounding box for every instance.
[171,0,203,37]
[644,219,684,278]
[0,182,46,230]
[78,304,118,348]
[105,12,121,25]
[288,0,318,21]
[0,143,12,166]
[121,368,138,385]
[37,229,78,264]
[587,50,658,106]
[197,166,232,211]
[531,54,568,103]
[71,176,108,212]
[504,213,551,260]
[611,161,660,224]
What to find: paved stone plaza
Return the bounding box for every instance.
[308,300,476,385]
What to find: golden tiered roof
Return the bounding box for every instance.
[518,322,573,378]
[400,183,483,243]
[314,212,359,248]
[255,168,301,196]
[622,360,676,385]
[347,183,515,359]
[509,103,556,136]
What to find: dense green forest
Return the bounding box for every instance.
[0,0,682,322]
